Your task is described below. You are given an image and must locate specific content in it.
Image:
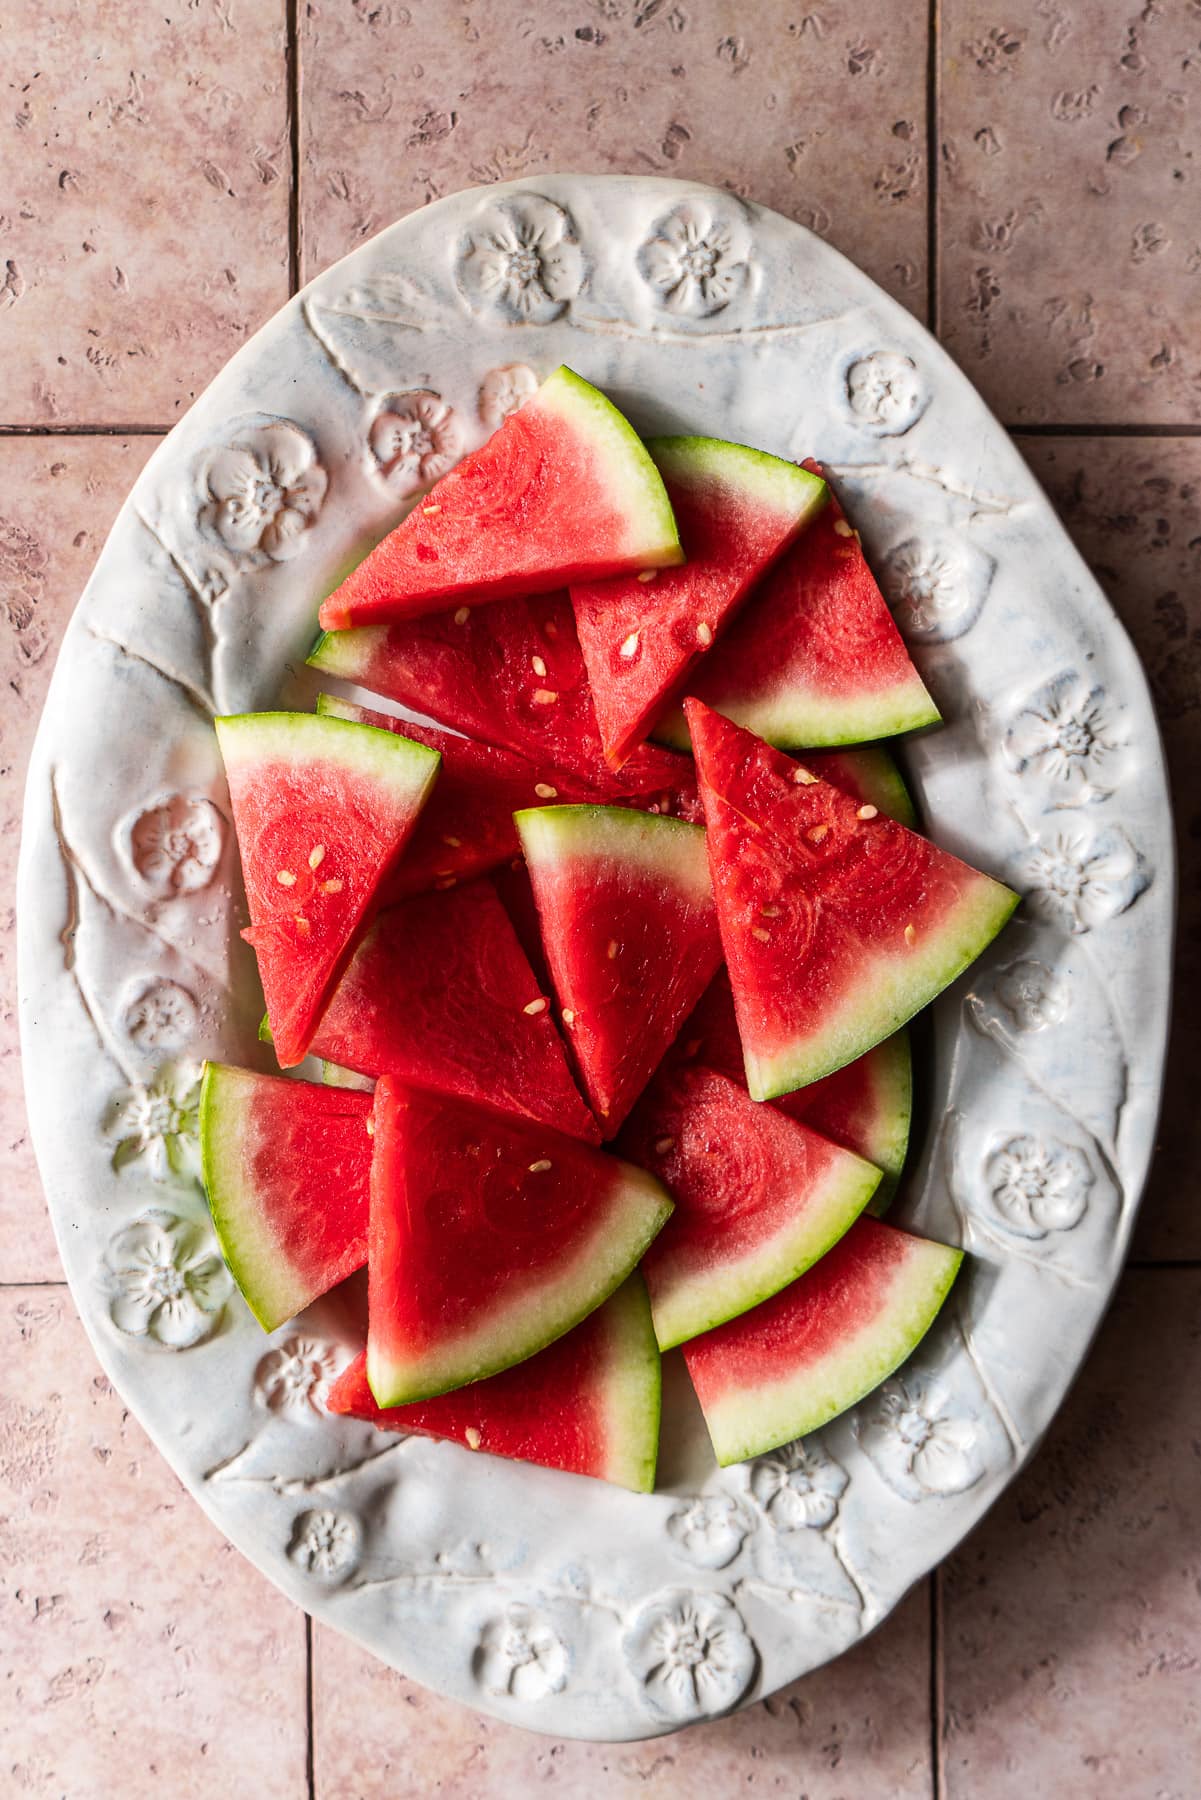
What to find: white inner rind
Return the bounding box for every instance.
[215,708,441,798]
[515,804,712,905]
[540,367,683,566]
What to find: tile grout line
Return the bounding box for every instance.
[926,0,940,337]
[1011,421,1201,439]
[930,1569,946,1800]
[0,1280,69,1289]
[0,424,169,437]
[287,0,302,297]
[305,1613,316,1800]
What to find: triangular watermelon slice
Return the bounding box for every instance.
[308,590,700,811]
[514,805,723,1136]
[571,439,827,767]
[367,1080,673,1405]
[683,1214,963,1465]
[327,1274,661,1491]
[678,972,912,1213]
[307,879,599,1143]
[621,1065,880,1350]
[215,711,440,1066]
[655,473,939,751]
[199,1063,373,1331]
[318,367,683,630]
[687,699,1018,1098]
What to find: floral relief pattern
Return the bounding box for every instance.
[475,1604,569,1701]
[665,1495,751,1570]
[201,421,327,564]
[995,959,1069,1033]
[368,390,461,492]
[844,352,929,434]
[455,193,584,324]
[985,1134,1094,1238]
[623,1589,756,1723]
[478,363,539,429]
[749,1438,849,1531]
[129,795,225,899]
[636,200,752,318]
[255,1337,340,1415]
[1005,671,1126,805]
[1025,823,1147,935]
[288,1508,361,1583]
[108,1061,202,1180]
[122,978,198,1053]
[105,1208,231,1349]
[853,1375,985,1502]
[882,533,996,643]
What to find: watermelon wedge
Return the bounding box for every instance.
[318,367,683,630]
[687,699,1018,1097]
[327,1274,661,1491]
[214,712,440,1067]
[307,879,599,1143]
[621,1066,880,1350]
[367,1080,673,1405]
[571,439,827,767]
[655,476,939,750]
[308,591,700,812]
[199,1063,373,1331]
[678,972,912,1213]
[514,806,723,1136]
[683,1214,963,1464]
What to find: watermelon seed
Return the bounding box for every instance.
[465,1427,482,1449]
[453,606,471,625]
[806,823,830,844]
[760,904,782,917]
[834,518,854,538]
[366,1118,375,1137]
[434,875,458,891]
[655,1136,675,1155]
[752,926,771,942]
[422,504,442,514]
[606,939,619,960]
[308,844,326,869]
[792,766,818,785]
[276,869,297,887]
[696,622,714,647]
[442,835,463,848]
[857,804,879,820]
[321,877,345,894]
[637,569,658,583]
[523,996,549,1016]
[905,923,918,945]
[293,915,311,937]
[528,1159,553,1173]
[562,1008,576,1025]
[531,654,548,677]
[534,782,557,799]
[619,631,641,659]
[532,688,558,705]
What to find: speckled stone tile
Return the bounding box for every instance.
[939,1,1201,424]
[1017,434,1200,1259]
[313,1579,931,1796]
[0,0,290,425]
[1,434,158,1282]
[300,0,930,314]
[0,1287,308,1797]
[942,1270,1201,1795]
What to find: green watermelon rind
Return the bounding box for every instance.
[858,1031,913,1217]
[367,1160,674,1408]
[644,1145,882,1352]
[746,879,1020,1102]
[322,1060,375,1093]
[830,748,919,832]
[646,436,828,527]
[654,680,941,753]
[214,708,441,801]
[542,368,685,569]
[514,804,711,905]
[697,1235,964,1466]
[306,625,384,683]
[595,1272,663,1492]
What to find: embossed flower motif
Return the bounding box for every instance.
[844,351,928,434]
[749,1438,849,1530]
[288,1508,361,1583]
[108,1061,202,1180]
[1006,672,1124,803]
[995,959,1069,1033]
[368,390,461,492]
[123,979,198,1053]
[130,795,225,898]
[456,193,583,324]
[986,1133,1094,1238]
[882,534,995,643]
[105,1208,230,1348]
[478,362,539,430]
[1025,824,1147,935]
[204,421,327,562]
[666,1495,751,1570]
[255,1337,340,1414]
[624,1589,756,1722]
[637,201,751,318]
[853,1376,984,1502]
[476,1604,569,1701]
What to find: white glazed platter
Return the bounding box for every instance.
[17,176,1172,1741]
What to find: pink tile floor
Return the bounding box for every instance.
[2,0,1198,1791]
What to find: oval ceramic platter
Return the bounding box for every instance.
[17,176,1171,1741]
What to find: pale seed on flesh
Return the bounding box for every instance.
[422,504,441,514]
[528,1159,552,1173]
[523,996,549,1016]
[833,518,854,538]
[294,915,310,936]
[276,869,297,887]
[619,631,640,659]
[532,688,558,705]
[308,844,326,870]
[792,766,818,785]
[637,569,658,583]
[752,926,771,942]
[434,875,457,891]
[442,835,463,848]
[562,1008,576,1025]
[531,654,547,677]
[534,782,557,799]
[654,1137,675,1155]
[321,877,345,895]
[905,923,917,945]
[454,606,470,625]
[807,823,829,844]
[465,1427,481,1449]
[760,904,781,917]
[606,939,619,960]
[366,1117,375,1137]
[696,621,714,647]
[857,804,878,820]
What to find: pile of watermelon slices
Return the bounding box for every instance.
[200,365,1018,1490]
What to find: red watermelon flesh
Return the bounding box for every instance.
[677,972,911,1214]
[515,806,723,1137]
[309,591,700,815]
[308,879,598,1143]
[318,366,682,629]
[571,439,827,768]
[491,858,552,992]
[199,1063,373,1331]
[327,1274,661,1491]
[655,471,939,751]
[799,744,918,831]
[367,1081,673,1405]
[215,712,440,1067]
[620,1065,880,1350]
[686,699,1018,1099]
[683,1214,963,1464]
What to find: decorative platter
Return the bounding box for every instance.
[17,175,1171,1741]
